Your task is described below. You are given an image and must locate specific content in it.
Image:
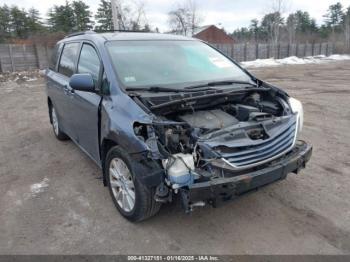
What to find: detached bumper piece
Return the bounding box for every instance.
[180,140,312,212]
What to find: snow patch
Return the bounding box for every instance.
[23,77,38,82]
[30,178,49,195]
[0,70,41,83]
[241,54,350,68]
[324,54,350,60]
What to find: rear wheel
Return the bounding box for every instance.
[50,105,69,141]
[106,146,161,222]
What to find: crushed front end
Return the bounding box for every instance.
[130,83,313,212]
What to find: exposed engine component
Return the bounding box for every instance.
[244,92,282,115]
[135,88,297,188]
[163,126,191,154]
[178,109,239,130]
[246,126,269,140]
[235,104,260,121]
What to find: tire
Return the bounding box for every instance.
[50,105,69,141]
[105,146,161,222]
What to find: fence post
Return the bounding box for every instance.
[319,43,322,55]
[45,45,50,68]
[304,43,307,57]
[267,44,270,58]
[326,43,329,56]
[277,43,281,59]
[295,43,299,57]
[22,44,27,70]
[243,43,247,61]
[255,43,259,60]
[8,44,15,72]
[311,42,315,56]
[331,42,334,55]
[287,43,290,57]
[34,43,39,69]
[231,43,234,59]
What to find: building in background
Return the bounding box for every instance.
[193,25,234,45]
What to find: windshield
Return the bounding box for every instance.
[106,40,253,89]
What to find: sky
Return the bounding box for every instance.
[2,0,350,32]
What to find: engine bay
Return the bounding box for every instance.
[132,87,296,189]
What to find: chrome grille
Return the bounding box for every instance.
[220,118,297,169]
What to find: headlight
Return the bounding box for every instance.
[288,97,303,133]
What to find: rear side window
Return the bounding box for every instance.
[49,43,62,71]
[58,42,80,77]
[77,44,101,83]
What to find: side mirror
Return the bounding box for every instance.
[69,73,95,92]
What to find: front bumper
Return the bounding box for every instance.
[182,140,312,210]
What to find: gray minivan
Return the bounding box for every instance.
[46,31,312,222]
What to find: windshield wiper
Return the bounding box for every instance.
[125,80,258,93]
[184,80,257,90]
[125,86,215,93]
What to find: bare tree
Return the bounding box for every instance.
[264,0,290,46]
[269,0,290,14]
[168,0,203,36]
[187,0,203,35]
[344,8,350,51]
[111,0,149,31]
[168,7,188,35]
[261,12,284,46]
[286,13,297,45]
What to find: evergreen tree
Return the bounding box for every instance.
[72,0,93,31]
[261,12,284,45]
[286,13,297,44]
[250,19,260,42]
[142,24,151,32]
[0,5,11,41]
[294,11,317,33]
[95,0,113,31]
[319,24,331,38]
[324,2,344,30]
[232,27,251,42]
[27,8,45,33]
[10,6,29,38]
[48,1,75,33]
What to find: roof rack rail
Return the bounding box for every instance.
[65,29,151,39]
[65,31,96,38]
[93,29,151,33]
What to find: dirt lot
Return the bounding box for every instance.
[0,61,350,255]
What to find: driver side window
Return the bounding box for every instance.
[77,44,101,86]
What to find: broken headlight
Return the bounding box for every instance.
[288,97,304,134]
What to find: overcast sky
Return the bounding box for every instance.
[2,0,350,32]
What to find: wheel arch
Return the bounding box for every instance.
[47,97,53,124]
[101,138,119,186]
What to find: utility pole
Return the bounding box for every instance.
[111,0,120,30]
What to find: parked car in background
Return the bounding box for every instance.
[45,31,312,222]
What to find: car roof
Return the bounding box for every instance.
[59,31,196,43]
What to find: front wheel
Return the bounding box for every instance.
[106,146,161,222]
[50,105,69,141]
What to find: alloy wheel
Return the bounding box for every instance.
[109,158,136,212]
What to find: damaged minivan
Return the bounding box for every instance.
[46,31,312,221]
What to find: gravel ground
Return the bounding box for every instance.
[0,61,349,255]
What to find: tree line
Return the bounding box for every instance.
[0,0,350,49]
[0,0,151,43]
[232,2,350,48]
